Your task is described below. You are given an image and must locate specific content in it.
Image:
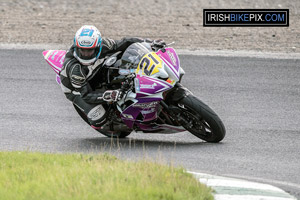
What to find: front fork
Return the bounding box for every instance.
[160,82,193,126]
[165,82,193,102]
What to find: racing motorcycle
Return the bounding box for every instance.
[43,42,226,142]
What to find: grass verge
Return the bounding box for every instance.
[0,151,213,200]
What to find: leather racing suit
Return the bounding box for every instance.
[59,37,150,128]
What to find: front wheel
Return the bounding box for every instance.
[177,95,226,142]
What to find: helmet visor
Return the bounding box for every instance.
[78,48,96,60]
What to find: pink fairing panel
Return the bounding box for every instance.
[156,47,180,80]
[43,50,66,75]
[56,74,61,84]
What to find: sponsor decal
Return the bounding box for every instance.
[140,83,157,89]
[133,101,159,109]
[203,9,289,27]
[166,79,175,84]
[141,108,156,115]
[166,50,177,66]
[80,40,92,46]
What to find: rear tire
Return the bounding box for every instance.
[73,104,131,138]
[177,95,226,142]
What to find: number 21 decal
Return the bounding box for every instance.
[139,53,161,76]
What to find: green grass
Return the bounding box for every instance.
[0,152,213,200]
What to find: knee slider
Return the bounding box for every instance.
[87,105,107,126]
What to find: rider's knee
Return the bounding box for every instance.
[87,105,107,127]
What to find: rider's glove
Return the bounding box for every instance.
[151,39,166,51]
[103,90,123,102]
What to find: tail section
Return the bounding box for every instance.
[43,50,66,84]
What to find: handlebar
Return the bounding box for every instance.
[166,41,175,46]
[120,74,135,91]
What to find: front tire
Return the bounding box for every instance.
[178,95,226,142]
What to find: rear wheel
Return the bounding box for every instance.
[177,95,225,142]
[73,104,131,138]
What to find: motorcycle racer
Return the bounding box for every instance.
[59,25,165,129]
[43,30,225,142]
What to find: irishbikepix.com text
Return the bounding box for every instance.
[203,9,289,26]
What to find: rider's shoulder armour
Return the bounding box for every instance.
[69,63,87,88]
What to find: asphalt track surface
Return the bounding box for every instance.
[0,49,299,198]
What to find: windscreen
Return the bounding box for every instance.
[120,42,152,69]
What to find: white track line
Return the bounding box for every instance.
[223,173,300,190]
[188,171,297,200]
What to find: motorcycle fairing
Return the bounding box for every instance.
[43,50,66,84]
[120,47,183,131]
[156,48,181,81]
[120,97,161,128]
[121,98,186,132]
[134,74,173,98]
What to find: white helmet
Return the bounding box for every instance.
[73,25,103,65]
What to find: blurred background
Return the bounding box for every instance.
[0,0,299,52]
